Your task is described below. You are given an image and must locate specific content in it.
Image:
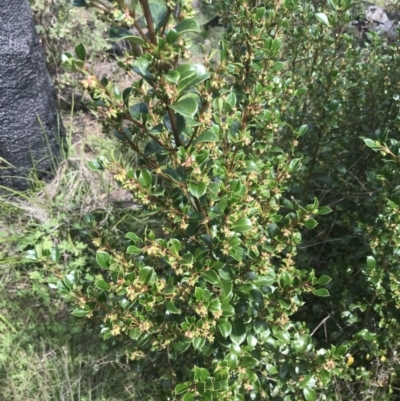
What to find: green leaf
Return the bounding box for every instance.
[247,334,258,347]
[367,256,376,270]
[182,393,195,401]
[129,328,141,340]
[218,320,232,338]
[138,169,152,188]
[165,70,180,84]
[304,218,318,229]
[175,18,201,34]
[298,124,308,136]
[140,266,156,285]
[219,278,233,301]
[176,64,210,93]
[225,353,238,369]
[125,232,140,242]
[192,130,219,145]
[50,247,60,262]
[316,275,332,285]
[230,320,246,345]
[232,218,252,233]
[221,302,235,316]
[193,337,206,350]
[108,26,145,45]
[295,87,308,96]
[120,298,130,309]
[95,280,110,291]
[175,382,191,394]
[166,29,179,44]
[166,301,180,314]
[189,182,207,198]
[193,366,210,382]
[130,102,149,120]
[272,61,285,71]
[279,271,292,287]
[240,356,258,368]
[226,92,237,108]
[164,111,186,135]
[127,245,141,254]
[336,345,347,356]
[202,270,219,285]
[96,251,110,269]
[170,97,198,118]
[314,288,330,297]
[88,159,103,171]
[75,43,86,62]
[273,330,290,343]
[303,387,316,401]
[318,206,332,215]
[71,309,89,317]
[315,12,330,26]
[363,138,379,149]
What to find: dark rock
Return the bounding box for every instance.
[0,0,65,191]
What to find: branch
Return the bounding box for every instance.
[167,107,182,147]
[133,9,151,43]
[139,0,157,45]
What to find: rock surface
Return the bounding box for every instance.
[0,0,64,190]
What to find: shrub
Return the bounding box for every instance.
[30,0,109,107]
[54,0,400,399]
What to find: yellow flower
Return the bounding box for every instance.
[345,353,354,366]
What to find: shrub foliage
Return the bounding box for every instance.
[55,0,400,399]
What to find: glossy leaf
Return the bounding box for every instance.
[175,18,201,34]
[318,206,332,215]
[140,266,156,285]
[176,64,210,93]
[231,218,252,233]
[75,43,86,62]
[314,288,330,297]
[182,393,195,401]
[315,12,330,26]
[316,275,332,285]
[230,320,246,345]
[129,328,141,340]
[218,320,232,338]
[367,256,376,270]
[96,251,110,269]
[170,97,198,118]
[193,366,210,382]
[108,26,145,45]
[175,383,191,394]
[166,301,180,314]
[303,387,316,401]
[71,309,89,317]
[192,130,219,145]
[127,245,141,254]
[193,337,206,350]
[189,182,207,198]
[95,280,110,291]
[138,169,152,188]
[304,218,318,229]
[165,70,180,84]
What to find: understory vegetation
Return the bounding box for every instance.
[3,0,400,399]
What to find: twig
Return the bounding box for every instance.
[311,313,333,337]
[139,0,157,45]
[167,107,182,147]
